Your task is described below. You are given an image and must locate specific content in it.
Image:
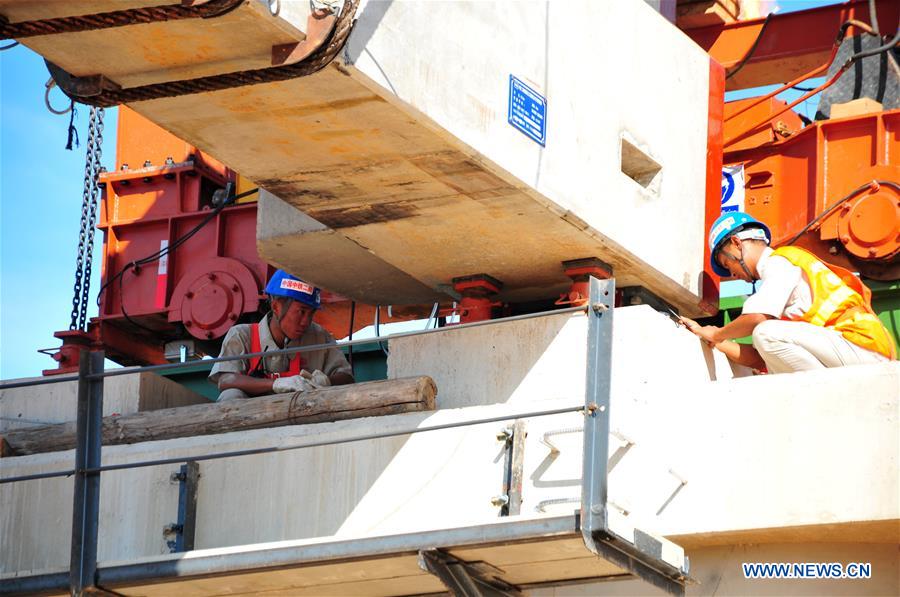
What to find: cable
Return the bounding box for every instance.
[374,305,389,356]
[0,41,18,51]
[347,301,355,371]
[95,186,258,306]
[783,180,899,246]
[868,0,880,36]
[847,28,900,63]
[424,302,439,330]
[725,13,773,80]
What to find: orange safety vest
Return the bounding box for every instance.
[247,323,304,379]
[772,246,896,360]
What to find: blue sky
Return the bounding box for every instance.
[0,0,839,380]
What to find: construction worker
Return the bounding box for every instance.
[679,212,895,373]
[209,269,354,401]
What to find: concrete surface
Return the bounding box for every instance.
[2,307,897,589]
[0,372,208,432]
[14,0,714,314]
[533,541,899,596]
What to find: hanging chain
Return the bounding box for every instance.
[69,106,105,331]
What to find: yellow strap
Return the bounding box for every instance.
[809,284,856,326]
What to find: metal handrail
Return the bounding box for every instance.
[0,305,587,389]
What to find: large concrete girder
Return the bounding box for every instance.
[15,0,715,315]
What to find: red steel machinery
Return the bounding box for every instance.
[680,0,899,280]
[44,108,418,375]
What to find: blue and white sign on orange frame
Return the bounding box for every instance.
[508,75,547,146]
[721,164,745,213]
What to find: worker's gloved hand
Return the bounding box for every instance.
[309,369,331,388]
[272,375,316,394]
[299,369,331,389]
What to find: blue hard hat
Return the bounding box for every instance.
[264,269,321,310]
[708,212,771,277]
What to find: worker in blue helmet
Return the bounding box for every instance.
[209,270,354,401]
[677,212,894,373]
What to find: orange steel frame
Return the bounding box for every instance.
[686,0,899,285]
[684,0,899,91]
[45,109,421,374]
[724,105,900,280]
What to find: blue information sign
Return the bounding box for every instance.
[508,75,546,146]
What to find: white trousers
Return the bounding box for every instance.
[751,320,891,374]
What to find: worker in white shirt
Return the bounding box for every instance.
[679,212,895,373]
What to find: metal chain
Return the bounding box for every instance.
[69,106,105,331]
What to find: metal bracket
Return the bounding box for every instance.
[495,420,526,516]
[417,549,522,597]
[271,8,337,65]
[165,461,200,552]
[579,276,689,596]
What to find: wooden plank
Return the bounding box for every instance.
[1,376,436,456]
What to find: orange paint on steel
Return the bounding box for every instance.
[682,0,899,91]
[701,57,726,315]
[724,108,900,279]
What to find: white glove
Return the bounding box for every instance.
[309,369,331,388]
[272,375,316,394]
[298,369,331,389]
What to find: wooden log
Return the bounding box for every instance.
[0,376,437,457]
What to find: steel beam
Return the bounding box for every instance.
[70,350,105,595]
[417,549,522,597]
[580,276,615,542]
[683,0,899,90]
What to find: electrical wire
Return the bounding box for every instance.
[95,186,258,307]
[782,180,899,246]
[0,41,18,51]
[726,26,900,147]
[424,302,439,330]
[347,301,355,371]
[868,0,880,36]
[374,305,388,356]
[725,13,773,80]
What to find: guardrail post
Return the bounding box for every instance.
[580,276,614,542]
[70,350,104,595]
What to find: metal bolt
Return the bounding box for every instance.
[143,160,152,168]
[232,284,240,292]
[206,332,214,339]
[229,313,237,321]
[828,245,839,255]
[165,156,175,166]
[496,428,511,442]
[591,302,608,314]
[185,321,193,328]
[490,495,509,507]
[185,291,194,299]
[208,273,217,281]
[840,236,851,244]
[170,471,186,483]
[163,523,183,535]
[121,163,129,170]
[868,248,877,257]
